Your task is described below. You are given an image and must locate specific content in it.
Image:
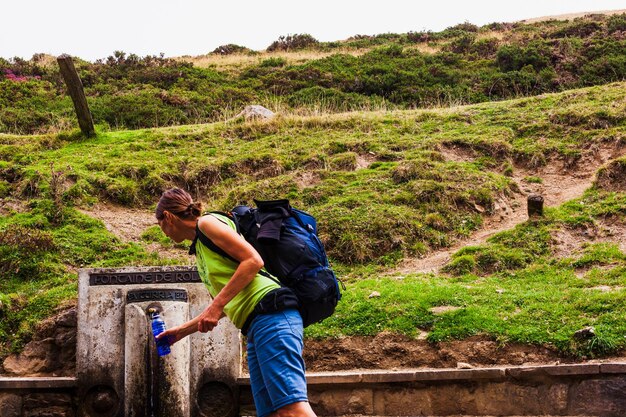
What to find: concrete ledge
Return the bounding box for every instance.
[0,377,77,389]
[5,363,623,389]
[238,362,626,386]
[600,362,626,373]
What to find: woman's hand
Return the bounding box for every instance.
[155,326,184,346]
[197,304,223,333]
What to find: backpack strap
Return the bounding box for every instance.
[188,212,235,256]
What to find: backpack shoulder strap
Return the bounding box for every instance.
[189,213,239,263]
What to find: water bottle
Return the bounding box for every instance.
[150,310,171,356]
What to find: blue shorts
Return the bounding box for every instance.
[247,309,308,417]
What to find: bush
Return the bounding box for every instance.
[607,14,626,34]
[287,86,376,111]
[470,38,499,58]
[447,22,480,33]
[445,34,476,54]
[496,42,550,72]
[90,88,189,129]
[406,31,431,43]
[258,57,287,68]
[550,20,602,38]
[267,34,319,52]
[212,44,252,55]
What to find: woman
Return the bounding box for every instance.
[154,188,316,417]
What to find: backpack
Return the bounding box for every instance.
[194,199,342,327]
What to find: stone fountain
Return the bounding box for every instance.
[76,266,241,417]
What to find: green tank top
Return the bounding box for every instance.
[194,213,279,329]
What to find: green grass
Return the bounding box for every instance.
[1,82,626,360]
[306,267,626,357]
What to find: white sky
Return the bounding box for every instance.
[1,1,625,61]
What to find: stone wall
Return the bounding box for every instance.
[0,378,76,417]
[241,364,626,417]
[3,364,626,416]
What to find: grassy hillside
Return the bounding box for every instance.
[1,81,625,359]
[1,13,625,134]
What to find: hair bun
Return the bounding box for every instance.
[189,201,202,216]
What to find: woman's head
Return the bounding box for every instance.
[156,188,202,242]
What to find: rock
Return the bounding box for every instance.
[54,327,76,349]
[574,326,596,340]
[2,307,78,376]
[3,338,59,375]
[0,393,22,417]
[569,377,626,415]
[368,291,381,299]
[429,306,462,315]
[456,362,474,369]
[234,105,275,121]
[55,308,77,328]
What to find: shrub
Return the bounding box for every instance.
[287,86,376,111]
[212,44,252,55]
[406,31,431,43]
[496,42,550,72]
[446,34,476,54]
[607,13,626,34]
[470,38,499,58]
[550,20,602,38]
[90,88,188,129]
[267,34,319,52]
[447,22,480,33]
[258,57,287,68]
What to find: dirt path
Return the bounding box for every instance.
[394,143,626,275]
[78,204,193,262]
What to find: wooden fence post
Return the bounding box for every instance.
[57,54,95,137]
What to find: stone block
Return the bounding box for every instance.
[24,406,74,417]
[309,388,373,415]
[506,364,599,379]
[361,370,416,384]
[23,393,72,409]
[429,383,480,415]
[372,386,433,415]
[77,267,242,417]
[0,393,22,417]
[475,383,568,415]
[569,377,626,417]
[307,371,363,385]
[413,367,505,381]
[600,363,626,374]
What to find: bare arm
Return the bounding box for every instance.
[158,215,263,343]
